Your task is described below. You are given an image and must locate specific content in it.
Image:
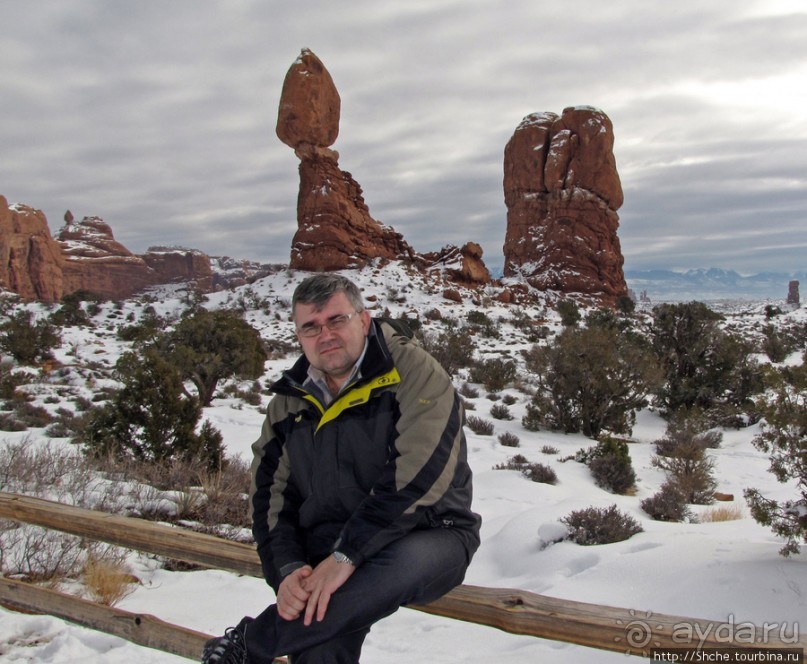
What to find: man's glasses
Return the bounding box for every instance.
[297,312,357,338]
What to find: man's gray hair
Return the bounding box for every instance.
[292,274,365,315]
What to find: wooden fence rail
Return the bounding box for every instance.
[1,491,804,660]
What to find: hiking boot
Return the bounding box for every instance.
[201,618,252,663]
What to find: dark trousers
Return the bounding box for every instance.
[243,528,470,664]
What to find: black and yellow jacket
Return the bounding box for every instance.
[249,319,481,590]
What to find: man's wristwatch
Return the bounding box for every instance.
[332,551,355,565]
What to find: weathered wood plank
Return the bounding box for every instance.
[0,577,288,662]
[0,576,211,659]
[0,490,262,577]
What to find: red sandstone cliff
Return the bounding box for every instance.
[56,216,158,298]
[0,196,65,301]
[0,197,213,302]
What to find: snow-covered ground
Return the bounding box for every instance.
[1,264,805,662]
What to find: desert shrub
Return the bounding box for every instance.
[0,360,25,400]
[418,322,476,376]
[493,454,557,484]
[764,305,783,319]
[222,381,263,406]
[45,412,81,438]
[652,441,716,505]
[88,446,252,532]
[654,407,723,457]
[0,438,126,582]
[641,482,690,522]
[616,295,636,316]
[156,309,267,407]
[541,445,559,455]
[466,310,493,326]
[587,437,637,495]
[490,403,513,420]
[561,505,643,545]
[83,555,138,606]
[194,455,252,532]
[700,504,743,523]
[466,415,494,436]
[1,401,54,430]
[522,462,558,484]
[48,291,101,327]
[585,307,628,332]
[469,357,517,392]
[745,356,807,556]
[77,350,225,471]
[495,453,529,467]
[0,394,55,431]
[497,431,520,448]
[465,310,500,338]
[459,383,479,399]
[501,393,518,406]
[522,324,661,438]
[0,310,61,365]
[761,325,791,363]
[556,299,581,327]
[651,301,763,418]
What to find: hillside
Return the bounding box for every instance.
[1,262,805,662]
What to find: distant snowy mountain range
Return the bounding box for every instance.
[624,268,805,302]
[482,266,803,302]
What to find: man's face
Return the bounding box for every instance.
[294,292,371,381]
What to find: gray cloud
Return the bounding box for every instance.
[1,0,805,276]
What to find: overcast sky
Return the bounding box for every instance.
[2,1,806,275]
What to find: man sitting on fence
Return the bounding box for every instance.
[202,273,481,664]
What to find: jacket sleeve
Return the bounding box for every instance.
[249,398,307,590]
[333,333,466,566]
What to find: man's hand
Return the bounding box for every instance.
[276,565,313,621]
[300,554,356,626]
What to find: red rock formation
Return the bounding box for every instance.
[276,48,341,152]
[1,198,218,302]
[277,49,417,271]
[503,107,627,302]
[422,242,491,285]
[141,247,213,292]
[278,49,501,277]
[55,216,158,299]
[288,145,416,270]
[0,196,65,301]
[787,280,799,306]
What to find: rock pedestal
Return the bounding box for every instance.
[277,49,416,271]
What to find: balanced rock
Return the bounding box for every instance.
[278,50,416,271]
[276,48,341,151]
[503,107,627,302]
[0,196,65,301]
